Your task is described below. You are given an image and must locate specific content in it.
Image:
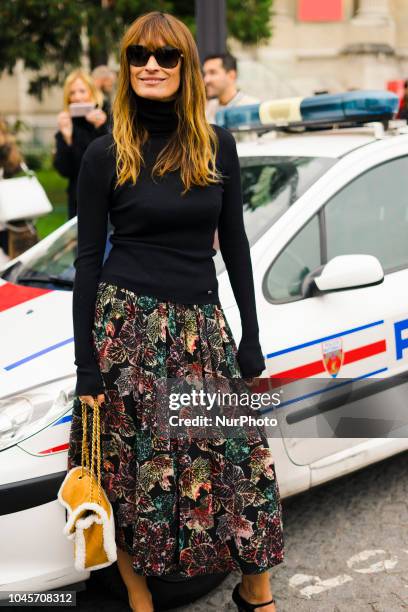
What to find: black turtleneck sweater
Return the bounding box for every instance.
[73,93,265,396]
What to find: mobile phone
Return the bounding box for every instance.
[68,102,96,117]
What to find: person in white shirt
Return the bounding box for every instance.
[202,53,260,123]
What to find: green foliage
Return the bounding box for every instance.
[22,151,44,171]
[0,1,83,98]
[16,143,49,172]
[227,0,274,45]
[35,207,68,240]
[34,167,69,239]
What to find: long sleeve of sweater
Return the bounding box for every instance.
[72,144,110,396]
[217,128,266,378]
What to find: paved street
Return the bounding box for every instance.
[72,449,408,612]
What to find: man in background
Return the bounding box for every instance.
[91,65,117,130]
[203,53,260,123]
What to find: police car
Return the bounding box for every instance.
[0,90,407,602]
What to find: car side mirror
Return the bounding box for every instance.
[302,254,384,297]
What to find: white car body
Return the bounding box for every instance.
[1,123,407,596]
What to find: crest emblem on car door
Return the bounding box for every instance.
[321,337,344,378]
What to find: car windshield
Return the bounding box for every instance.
[1,155,335,288]
[2,223,78,288]
[214,155,335,274]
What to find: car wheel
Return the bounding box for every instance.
[94,563,230,611]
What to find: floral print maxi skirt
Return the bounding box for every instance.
[67,281,284,577]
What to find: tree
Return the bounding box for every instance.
[0,0,273,100]
[227,0,274,45]
[0,1,83,98]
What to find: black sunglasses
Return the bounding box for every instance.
[126,45,184,69]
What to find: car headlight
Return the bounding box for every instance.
[0,378,76,452]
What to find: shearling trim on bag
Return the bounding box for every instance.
[57,466,117,571]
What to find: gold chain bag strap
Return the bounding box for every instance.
[81,398,102,505]
[57,397,117,571]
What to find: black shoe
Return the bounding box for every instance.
[232,582,276,611]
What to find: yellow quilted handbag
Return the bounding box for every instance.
[57,398,117,571]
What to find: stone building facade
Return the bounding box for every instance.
[0,0,407,145]
[233,0,408,100]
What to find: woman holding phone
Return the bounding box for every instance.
[53,69,109,219]
[67,11,284,612]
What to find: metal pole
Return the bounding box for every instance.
[195,0,227,63]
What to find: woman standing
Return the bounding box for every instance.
[68,11,284,612]
[53,69,108,219]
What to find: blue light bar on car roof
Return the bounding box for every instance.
[215,90,400,130]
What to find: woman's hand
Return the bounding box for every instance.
[85,108,107,129]
[243,377,256,387]
[57,111,73,145]
[79,394,105,408]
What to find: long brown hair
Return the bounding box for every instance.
[111,11,223,195]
